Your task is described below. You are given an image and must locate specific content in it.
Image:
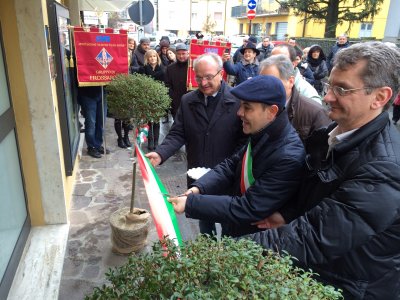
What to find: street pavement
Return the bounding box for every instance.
[58,117,199,300]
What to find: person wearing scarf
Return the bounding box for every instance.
[168,75,305,237]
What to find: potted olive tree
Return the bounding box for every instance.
[85,236,343,299]
[106,73,171,254]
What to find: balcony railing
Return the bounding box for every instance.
[231,5,289,18]
[231,5,247,18]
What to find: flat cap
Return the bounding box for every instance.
[140,37,150,44]
[231,75,286,109]
[175,43,188,51]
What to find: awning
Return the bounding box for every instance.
[79,0,133,12]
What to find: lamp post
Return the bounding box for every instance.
[189,0,192,34]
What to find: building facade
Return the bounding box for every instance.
[0,0,81,298]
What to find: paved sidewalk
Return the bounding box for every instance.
[58,118,199,300]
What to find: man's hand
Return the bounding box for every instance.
[222,53,231,62]
[184,187,200,196]
[168,195,187,214]
[251,212,286,229]
[145,152,162,167]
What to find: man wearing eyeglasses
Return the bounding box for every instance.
[146,53,246,235]
[250,42,400,299]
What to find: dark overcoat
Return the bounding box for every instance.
[156,81,246,171]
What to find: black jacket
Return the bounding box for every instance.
[164,60,189,117]
[186,110,305,237]
[130,45,147,73]
[327,41,350,72]
[155,81,246,170]
[307,45,328,93]
[138,64,165,82]
[251,112,400,299]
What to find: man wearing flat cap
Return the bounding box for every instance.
[222,41,260,85]
[169,75,305,237]
[130,37,150,73]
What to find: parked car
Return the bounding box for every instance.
[149,31,178,48]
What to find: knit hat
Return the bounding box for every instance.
[240,42,260,55]
[231,75,286,109]
[248,36,258,44]
[139,37,150,44]
[160,40,170,48]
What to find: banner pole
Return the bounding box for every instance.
[101,85,107,161]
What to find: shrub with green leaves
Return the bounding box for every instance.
[106,73,171,123]
[86,236,342,299]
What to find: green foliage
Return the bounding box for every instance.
[277,0,384,38]
[85,236,342,300]
[107,73,171,124]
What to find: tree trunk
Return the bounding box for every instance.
[324,0,340,38]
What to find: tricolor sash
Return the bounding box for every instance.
[240,142,255,194]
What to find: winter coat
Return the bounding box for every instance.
[155,81,246,171]
[251,111,400,299]
[138,64,165,82]
[130,45,147,73]
[307,45,328,93]
[297,60,315,85]
[294,68,321,104]
[257,44,274,61]
[185,110,305,237]
[164,60,189,117]
[223,59,259,85]
[327,41,350,72]
[287,87,331,142]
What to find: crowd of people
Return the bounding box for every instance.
[77,31,400,298]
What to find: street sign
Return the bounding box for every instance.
[248,0,257,10]
[128,0,154,26]
[247,9,256,20]
[137,26,145,40]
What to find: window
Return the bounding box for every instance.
[214,12,222,21]
[265,23,272,35]
[359,23,373,38]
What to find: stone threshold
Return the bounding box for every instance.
[7,224,69,300]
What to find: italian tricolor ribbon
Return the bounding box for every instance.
[240,141,255,195]
[136,124,149,146]
[135,144,183,247]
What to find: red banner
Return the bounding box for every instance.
[73,28,128,86]
[187,40,231,90]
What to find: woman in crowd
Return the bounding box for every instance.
[307,44,328,95]
[139,49,165,150]
[166,48,176,63]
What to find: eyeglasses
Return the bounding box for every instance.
[322,82,374,97]
[195,70,221,83]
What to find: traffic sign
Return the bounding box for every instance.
[128,0,154,26]
[247,9,256,20]
[248,0,257,10]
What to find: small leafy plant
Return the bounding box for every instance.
[86,236,342,299]
[107,73,171,123]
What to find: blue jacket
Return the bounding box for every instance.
[223,59,259,85]
[186,110,305,237]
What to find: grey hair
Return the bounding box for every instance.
[259,54,295,80]
[333,41,400,106]
[193,53,223,71]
